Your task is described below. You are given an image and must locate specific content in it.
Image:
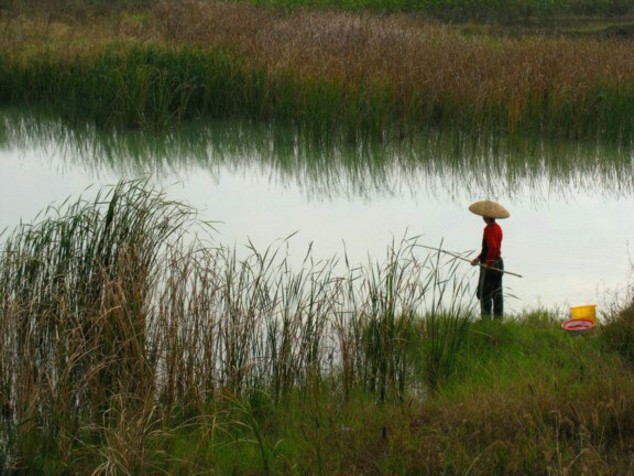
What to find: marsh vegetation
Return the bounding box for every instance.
[1,1,634,142]
[2,0,634,473]
[1,181,634,474]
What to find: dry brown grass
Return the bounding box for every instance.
[155,2,634,123]
[159,4,633,81]
[2,1,634,137]
[6,2,634,101]
[411,390,634,474]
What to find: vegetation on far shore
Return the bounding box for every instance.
[3,0,634,22]
[1,1,634,142]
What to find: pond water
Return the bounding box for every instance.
[1,110,633,317]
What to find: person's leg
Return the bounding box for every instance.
[480,270,493,318]
[492,284,503,318]
[481,296,493,317]
[491,259,504,319]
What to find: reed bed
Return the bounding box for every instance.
[1,2,634,142]
[0,181,475,472]
[2,181,634,473]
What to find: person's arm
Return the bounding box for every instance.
[471,234,486,266]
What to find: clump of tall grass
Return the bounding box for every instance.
[0,180,198,471]
[162,3,634,143]
[0,180,476,472]
[600,292,634,365]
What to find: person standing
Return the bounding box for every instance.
[468,200,509,319]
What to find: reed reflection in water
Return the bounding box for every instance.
[1,109,633,314]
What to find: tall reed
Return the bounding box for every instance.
[0,180,197,469]
[3,181,633,474]
[0,181,476,471]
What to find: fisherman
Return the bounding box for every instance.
[468,200,510,319]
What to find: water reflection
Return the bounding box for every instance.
[2,108,633,203]
[2,108,634,314]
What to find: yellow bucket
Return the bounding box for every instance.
[570,304,597,324]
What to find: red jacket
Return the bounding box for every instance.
[480,222,502,266]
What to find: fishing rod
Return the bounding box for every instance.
[421,245,523,278]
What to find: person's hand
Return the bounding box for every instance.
[470,258,479,266]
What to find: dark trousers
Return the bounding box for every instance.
[477,258,504,318]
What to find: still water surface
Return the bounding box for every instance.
[1,110,633,316]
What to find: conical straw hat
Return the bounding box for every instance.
[468,200,510,219]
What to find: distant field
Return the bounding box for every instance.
[2,2,634,142]
[2,0,634,26]
[233,0,634,21]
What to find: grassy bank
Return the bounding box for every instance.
[1,3,634,142]
[1,181,634,474]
